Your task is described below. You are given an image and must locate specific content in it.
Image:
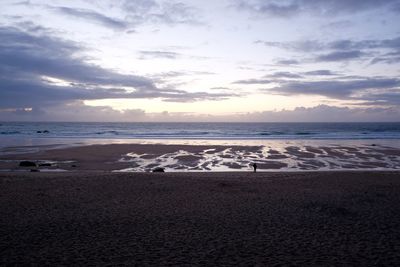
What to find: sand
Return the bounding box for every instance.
[1,171,400,265]
[1,143,400,172]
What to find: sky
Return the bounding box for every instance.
[0,0,400,122]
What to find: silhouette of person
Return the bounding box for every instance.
[252,163,257,173]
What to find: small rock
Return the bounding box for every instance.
[71,164,77,168]
[36,131,42,133]
[19,161,36,167]
[43,130,50,133]
[152,167,165,172]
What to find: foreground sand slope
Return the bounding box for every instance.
[1,172,400,265]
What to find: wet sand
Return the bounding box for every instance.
[1,171,400,265]
[1,143,400,172]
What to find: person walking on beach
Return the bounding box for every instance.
[252,163,257,173]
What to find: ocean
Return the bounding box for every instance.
[1,122,400,140]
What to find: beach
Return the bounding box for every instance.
[1,140,400,265]
[1,171,400,265]
[1,142,400,172]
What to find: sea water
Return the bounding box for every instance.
[1,122,400,140]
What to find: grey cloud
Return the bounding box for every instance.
[258,36,400,63]
[259,36,400,52]
[393,2,400,12]
[52,6,128,30]
[0,26,233,109]
[266,71,303,79]
[316,50,365,62]
[210,87,232,90]
[0,26,152,89]
[150,71,216,83]
[2,103,399,122]
[123,0,201,26]
[234,70,338,85]
[371,53,400,64]
[233,79,274,85]
[256,40,324,52]
[243,105,400,122]
[303,70,338,76]
[18,1,202,30]
[138,50,182,59]
[138,50,211,61]
[234,0,400,17]
[236,1,299,17]
[162,91,236,103]
[321,20,353,29]
[0,101,148,122]
[274,59,299,65]
[269,78,400,99]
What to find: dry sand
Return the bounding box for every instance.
[1,171,400,265]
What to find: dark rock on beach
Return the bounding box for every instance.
[19,161,36,167]
[152,167,165,172]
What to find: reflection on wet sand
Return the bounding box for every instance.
[1,142,400,172]
[117,144,400,172]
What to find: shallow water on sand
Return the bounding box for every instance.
[1,139,400,172]
[115,142,400,172]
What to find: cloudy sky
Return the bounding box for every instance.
[1,0,400,121]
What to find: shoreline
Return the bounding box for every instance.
[2,136,400,153]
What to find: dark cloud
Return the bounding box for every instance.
[316,50,365,62]
[52,6,128,30]
[269,78,400,99]
[0,26,234,111]
[234,0,400,17]
[258,36,400,63]
[0,101,148,122]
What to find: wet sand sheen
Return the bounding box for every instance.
[1,143,400,172]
